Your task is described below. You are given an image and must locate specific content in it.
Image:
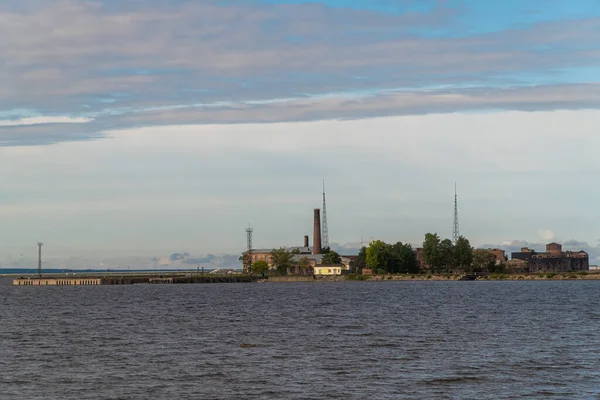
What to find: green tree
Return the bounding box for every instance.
[366,240,389,272]
[365,241,418,274]
[389,242,419,273]
[471,250,508,273]
[298,256,312,275]
[270,247,294,275]
[290,248,301,255]
[354,246,367,273]
[489,260,508,274]
[472,249,495,272]
[251,260,269,275]
[439,239,454,270]
[423,233,443,271]
[453,236,473,271]
[321,250,341,264]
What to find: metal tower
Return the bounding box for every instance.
[453,183,459,243]
[321,179,329,249]
[37,242,43,277]
[245,225,253,274]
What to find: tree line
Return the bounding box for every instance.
[245,233,507,276]
[351,233,507,274]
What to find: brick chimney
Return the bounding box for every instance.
[313,209,322,255]
[304,235,309,248]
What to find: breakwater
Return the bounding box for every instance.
[13,272,255,286]
[13,271,600,286]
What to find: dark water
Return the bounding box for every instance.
[1,279,600,399]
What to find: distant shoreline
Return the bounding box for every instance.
[266,272,600,282]
[359,272,600,281]
[5,271,599,282]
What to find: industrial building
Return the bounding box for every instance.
[510,242,589,272]
[242,208,350,274]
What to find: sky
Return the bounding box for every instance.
[1,0,600,269]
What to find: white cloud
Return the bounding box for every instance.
[0,116,93,126]
[0,0,598,130]
[537,229,556,242]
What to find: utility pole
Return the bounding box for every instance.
[37,242,43,277]
[245,225,253,274]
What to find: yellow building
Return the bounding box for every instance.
[314,265,343,276]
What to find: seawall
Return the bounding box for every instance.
[352,272,600,281]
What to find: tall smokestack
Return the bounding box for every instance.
[313,209,322,255]
[304,235,309,248]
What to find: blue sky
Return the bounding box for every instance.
[0,0,600,269]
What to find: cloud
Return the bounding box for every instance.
[538,229,556,241]
[1,252,242,270]
[169,252,186,261]
[0,116,93,127]
[3,82,599,147]
[104,82,600,125]
[0,0,599,146]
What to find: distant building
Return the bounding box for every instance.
[487,248,506,264]
[244,245,312,265]
[289,254,351,274]
[511,242,588,272]
[314,265,344,276]
[507,258,527,273]
[241,236,352,274]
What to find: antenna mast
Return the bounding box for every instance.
[321,179,329,249]
[453,183,460,244]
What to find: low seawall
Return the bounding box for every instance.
[13,273,255,286]
[265,276,316,282]
[14,277,103,286]
[354,272,600,281]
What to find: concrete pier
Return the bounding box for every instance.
[14,277,103,286]
[13,273,254,286]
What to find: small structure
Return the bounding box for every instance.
[314,264,343,276]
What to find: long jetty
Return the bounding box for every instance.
[12,272,255,286]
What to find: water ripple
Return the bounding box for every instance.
[1,279,600,399]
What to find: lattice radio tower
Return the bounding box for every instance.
[245,225,253,274]
[322,179,329,249]
[453,183,460,244]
